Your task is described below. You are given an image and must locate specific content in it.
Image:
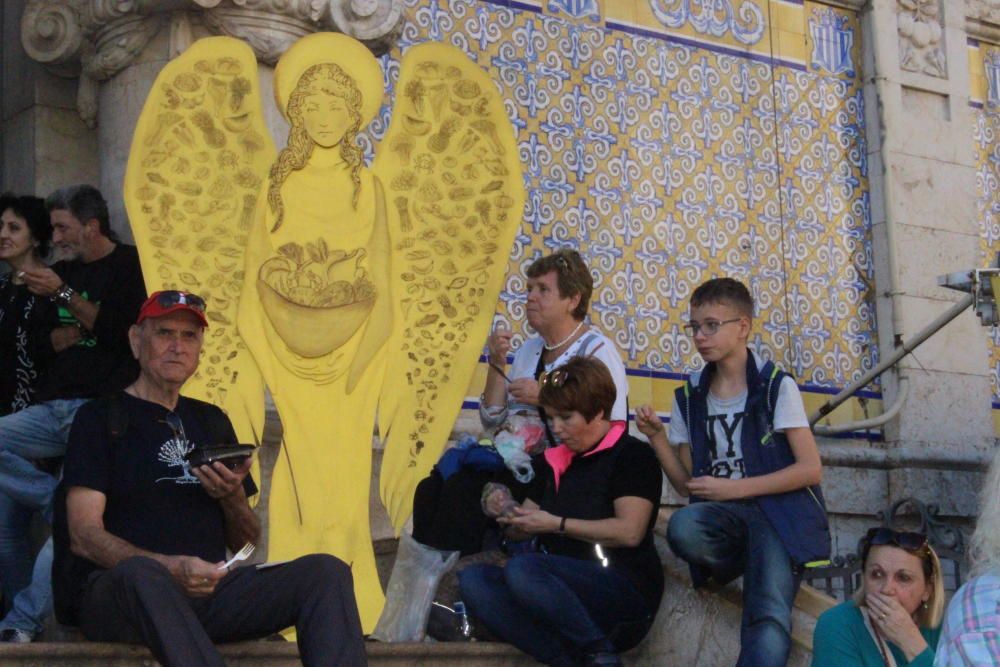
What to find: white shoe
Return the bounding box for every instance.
[0,628,34,643]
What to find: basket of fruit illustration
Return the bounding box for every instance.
[258,240,375,357]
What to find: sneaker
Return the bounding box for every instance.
[0,628,35,643]
[583,652,622,667]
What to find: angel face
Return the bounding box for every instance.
[301,91,352,149]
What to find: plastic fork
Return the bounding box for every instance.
[219,542,255,571]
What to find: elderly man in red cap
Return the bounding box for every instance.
[53,290,367,666]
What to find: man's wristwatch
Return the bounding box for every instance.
[52,283,75,306]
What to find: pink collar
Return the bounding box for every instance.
[543,421,626,492]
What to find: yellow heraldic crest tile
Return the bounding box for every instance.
[124,37,275,484]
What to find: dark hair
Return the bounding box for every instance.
[690,277,754,319]
[45,184,112,238]
[526,248,593,320]
[0,192,52,257]
[538,356,616,423]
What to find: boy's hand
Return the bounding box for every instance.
[635,405,665,438]
[686,476,743,501]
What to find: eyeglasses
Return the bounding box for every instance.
[164,412,188,443]
[157,290,206,313]
[539,368,569,389]
[862,527,928,555]
[683,318,742,337]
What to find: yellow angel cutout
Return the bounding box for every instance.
[128,32,524,630]
[124,37,274,458]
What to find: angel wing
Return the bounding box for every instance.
[372,42,526,528]
[124,37,275,450]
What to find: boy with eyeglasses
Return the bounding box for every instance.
[635,277,829,667]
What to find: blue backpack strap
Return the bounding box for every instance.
[674,381,692,435]
[759,360,787,446]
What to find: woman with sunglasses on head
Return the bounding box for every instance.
[812,527,945,667]
[458,356,662,667]
[409,249,629,561]
[0,193,56,416]
[934,448,1000,666]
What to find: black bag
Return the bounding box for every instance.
[185,444,254,470]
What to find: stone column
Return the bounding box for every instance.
[862,0,996,511]
[2,0,98,197]
[18,0,404,240]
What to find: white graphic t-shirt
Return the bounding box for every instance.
[668,356,809,479]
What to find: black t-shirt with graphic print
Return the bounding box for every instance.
[60,392,257,593]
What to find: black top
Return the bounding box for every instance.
[0,274,57,414]
[60,392,257,600]
[35,244,146,401]
[529,434,664,613]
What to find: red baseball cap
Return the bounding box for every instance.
[137,290,208,327]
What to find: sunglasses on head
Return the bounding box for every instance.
[539,368,569,389]
[157,290,206,312]
[863,527,928,554]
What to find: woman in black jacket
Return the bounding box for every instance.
[459,356,663,667]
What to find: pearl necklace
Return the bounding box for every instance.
[543,319,585,351]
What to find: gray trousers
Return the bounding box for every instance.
[78,553,367,667]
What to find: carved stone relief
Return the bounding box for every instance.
[897,0,946,78]
[20,0,404,127]
[966,0,1000,26]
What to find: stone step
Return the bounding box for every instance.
[0,641,534,666]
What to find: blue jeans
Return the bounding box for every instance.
[0,491,33,611]
[458,553,650,666]
[0,399,86,632]
[0,537,52,635]
[667,501,801,667]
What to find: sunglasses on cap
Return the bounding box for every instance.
[156,290,206,312]
[862,527,928,554]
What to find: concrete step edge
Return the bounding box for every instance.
[0,640,526,659]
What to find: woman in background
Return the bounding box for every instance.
[0,192,55,634]
[0,192,55,415]
[812,527,945,666]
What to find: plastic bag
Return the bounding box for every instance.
[370,532,459,642]
[501,413,547,455]
[480,482,519,518]
[493,431,534,482]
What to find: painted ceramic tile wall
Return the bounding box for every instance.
[361,0,879,426]
[969,39,1000,431]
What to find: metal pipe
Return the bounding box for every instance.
[809,293,975,425]
[813,376,908,435]
[817,442,993,472]
[861,1,909,422]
